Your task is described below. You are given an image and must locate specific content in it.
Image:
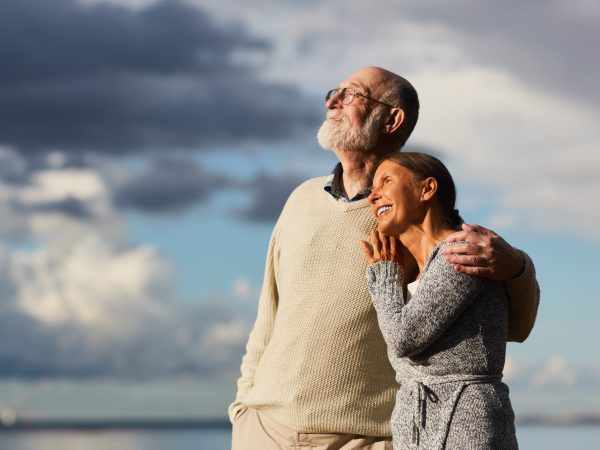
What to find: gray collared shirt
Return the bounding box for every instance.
[323,163,372,202]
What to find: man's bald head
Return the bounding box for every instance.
[317,67,419,155]
[355,66,420,151]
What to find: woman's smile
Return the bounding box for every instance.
[376,205,392,217]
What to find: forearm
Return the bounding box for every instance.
[367,244,488,357]
[367,259,464,357]
[366,261,411,355]
[505,251,540,342]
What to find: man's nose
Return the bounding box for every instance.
[326,92,342,109]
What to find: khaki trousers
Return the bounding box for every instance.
[231,406,392,450]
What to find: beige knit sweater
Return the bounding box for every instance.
[230,176,538,436]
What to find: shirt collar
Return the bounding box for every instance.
[324,163,372,202]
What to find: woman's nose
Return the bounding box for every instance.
[368,189,380,204]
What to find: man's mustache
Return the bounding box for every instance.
[325,112,349,122]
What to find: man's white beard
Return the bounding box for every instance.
[317,107,386,153]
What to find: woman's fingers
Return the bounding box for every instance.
[378,231,390,260]
[389,234,396,259]
[370,230,381,260]
[367,230,403,264]
[359,240,375,264]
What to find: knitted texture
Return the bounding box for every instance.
[367,243,518,449]
[233,177,397,435]
[231,175,537,438]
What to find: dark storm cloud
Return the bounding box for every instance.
[115,157,231,212]
[237,172,306,223]
[0,0,320,153]
[0,156,30,185]
[12,196,92,220]
[113,156,307,220]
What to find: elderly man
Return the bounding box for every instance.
[230,67,539,450]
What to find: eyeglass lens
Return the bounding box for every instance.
[325,88,353,104]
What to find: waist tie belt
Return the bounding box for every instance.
[405,374,502,449]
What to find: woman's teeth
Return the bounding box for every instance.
[377,206,391,216]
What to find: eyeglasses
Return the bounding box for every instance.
[325,88,394,108]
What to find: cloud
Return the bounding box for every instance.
[112,156,310,220]
[236,172,307,222]
[394,65,600,239]
[114,157,230,213]
[400,0,600,107]
[0,156,250,379]
[162,0,600,238]
[503,356,598,389]
[210,0,599,107]
[0,0,320,153]
[0,279,249,379]
[502,356,517,380]
[0,142,307,232]
[232,276,258,301]
[12,196,93,220]
[0,150,124,241]
[532,357,577,386]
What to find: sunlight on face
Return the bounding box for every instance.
[369,160,423,235]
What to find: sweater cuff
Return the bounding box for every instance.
[366,261,404,286]
[228,400,245,424]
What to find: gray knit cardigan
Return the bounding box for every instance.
[366,241,518,450]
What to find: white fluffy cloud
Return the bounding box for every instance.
[10,238,173,329]
[232,276,257,301]
[0,151,249,379]
[413,66,600,236]
[532,357,577,387]
[504,356,595,388]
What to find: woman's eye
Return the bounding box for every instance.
[384,177,392,184]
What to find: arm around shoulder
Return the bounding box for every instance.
[505,250,540,342]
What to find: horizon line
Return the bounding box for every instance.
[2,413,600,431]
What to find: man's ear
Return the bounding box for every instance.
[421,177,437,201]
[384,108,405,134]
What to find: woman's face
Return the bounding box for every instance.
[368,160,424,235]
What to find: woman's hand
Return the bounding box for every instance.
[360,230,405,266]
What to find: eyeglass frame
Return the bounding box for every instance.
[325,87,395,109]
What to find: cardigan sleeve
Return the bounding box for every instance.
[228,225,280,423]
[367,248,489,358]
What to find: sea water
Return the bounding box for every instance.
[0,426,598,450]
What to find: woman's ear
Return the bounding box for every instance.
[421,177,437,201]
[383,108,405,134]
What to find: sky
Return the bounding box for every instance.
[0,0,598,420]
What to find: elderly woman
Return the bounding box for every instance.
[360,152,518,449]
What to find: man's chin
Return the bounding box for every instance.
[317,124,374,153]
[317,126,338,151]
